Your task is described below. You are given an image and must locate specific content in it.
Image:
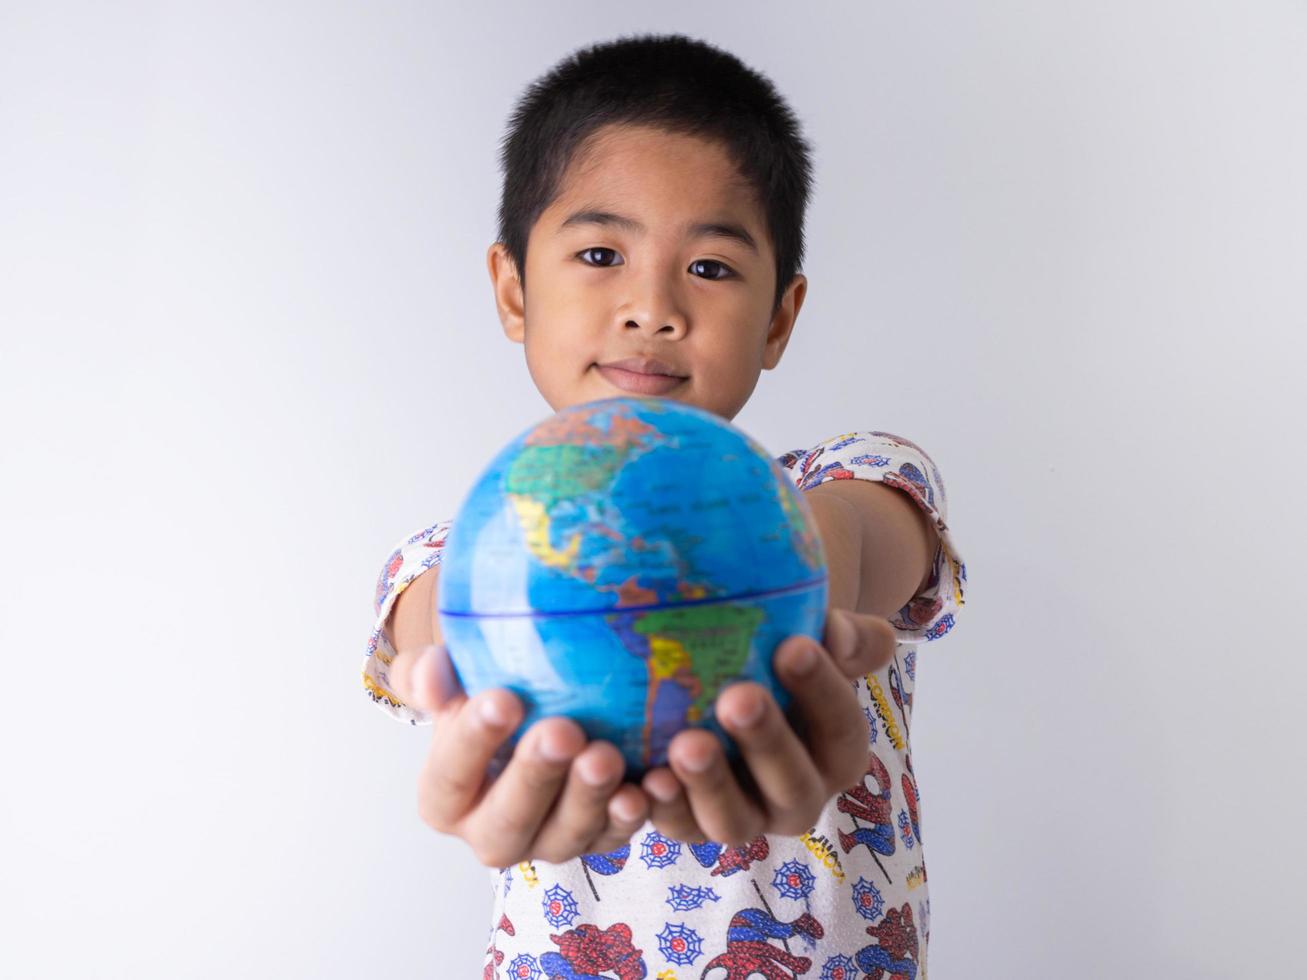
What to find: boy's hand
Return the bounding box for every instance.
[639,608,895,845]
[387,644,651,867]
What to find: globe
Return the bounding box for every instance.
[436,395,829,778]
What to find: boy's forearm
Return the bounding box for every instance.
[805,479,938,619]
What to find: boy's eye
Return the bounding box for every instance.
[576,247,735,281]
[689,259,735,281]
[577,246,622,268]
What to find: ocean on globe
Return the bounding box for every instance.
[436,395,829,778]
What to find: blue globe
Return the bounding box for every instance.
[436,395,829,778]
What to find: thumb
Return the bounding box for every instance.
[823,608,898,679]
[407,644,465,712]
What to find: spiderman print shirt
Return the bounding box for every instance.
[361,430,968,980]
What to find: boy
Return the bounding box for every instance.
[362,33,966,979]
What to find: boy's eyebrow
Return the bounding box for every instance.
[558,208,759,255]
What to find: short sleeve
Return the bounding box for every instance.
[359,519,453,726]
[788,430,967,645]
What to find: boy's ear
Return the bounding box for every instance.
[761,273,807,370]
[487,242,526,343]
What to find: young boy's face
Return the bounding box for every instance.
[487,123,807,421]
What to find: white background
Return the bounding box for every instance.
[3,2,1304,976]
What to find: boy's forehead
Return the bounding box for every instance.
[548,124,763,231]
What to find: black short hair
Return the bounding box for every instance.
[495,32,815,316]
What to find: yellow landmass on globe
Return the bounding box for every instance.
[641,633,705,753]
[648,634,691,680]
[508,494,581,572]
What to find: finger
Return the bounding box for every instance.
[667,728,765,846]
[385,644,426,706]
[715,681,825,835]
[416,688,523,833]
[822,608,898,679]
[776,636,871,795]
[641,767,707,843]
[397,643,465,712]
[462,717,586,867]
[528,740,628,864]
[587,783,652,856]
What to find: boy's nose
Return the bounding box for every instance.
[617,271,689,337]
[619,300,688,337]
[623,316,686,337]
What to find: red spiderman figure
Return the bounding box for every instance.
[482,914,515,979]
[709,836,771,877]
[540,921,646,980]
[853,904,919,980]
[699,907,824,979]
[901,753,922,847]
[836,751,896,859]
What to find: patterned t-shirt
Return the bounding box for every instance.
[361,430,968,980]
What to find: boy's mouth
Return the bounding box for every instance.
[595,359,689,395]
